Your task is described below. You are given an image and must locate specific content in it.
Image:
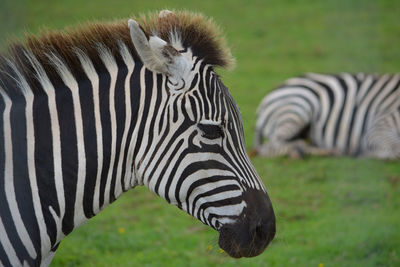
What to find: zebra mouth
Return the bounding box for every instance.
[218,219,275,258]
[217,188,276,258]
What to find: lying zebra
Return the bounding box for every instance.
[0,10,275,266]
[254,73,400,159]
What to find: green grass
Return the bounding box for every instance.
[1,0,400,266]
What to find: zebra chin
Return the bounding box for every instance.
[217,188,276,258]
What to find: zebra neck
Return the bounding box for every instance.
[46,51,147,242]
[1,44,163,262]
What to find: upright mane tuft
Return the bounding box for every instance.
[0,10,234,90]
[137,10,235,69]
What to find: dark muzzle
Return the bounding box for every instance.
[218,188,276,258]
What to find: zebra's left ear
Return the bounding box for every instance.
[128,19,192,91]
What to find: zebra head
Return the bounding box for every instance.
[128,11,275,258]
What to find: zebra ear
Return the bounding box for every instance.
[128,19,191,87]
[158,9,174,18]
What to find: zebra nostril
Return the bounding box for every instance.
[251,221,265,241]
[251,219,275,245]
[215,220,220,229]
[255,223,264,237]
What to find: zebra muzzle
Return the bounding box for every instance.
[218,188,276,258]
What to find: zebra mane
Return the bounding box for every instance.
[137,10,234,69]
[0,10,233,91]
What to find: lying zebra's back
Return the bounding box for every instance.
[255,73,400,158]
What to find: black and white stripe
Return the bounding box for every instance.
[0,13,275,265]
[254,73,400,159]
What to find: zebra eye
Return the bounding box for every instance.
[198,122,224,139]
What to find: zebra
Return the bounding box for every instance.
[253,72,400,159]
[0,10,276,266]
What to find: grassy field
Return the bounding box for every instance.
[1,0,400,266]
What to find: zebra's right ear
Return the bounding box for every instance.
[128,19,191,88]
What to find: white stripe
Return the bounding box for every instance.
[337,73,357,151]
[136,71,160,174]
[1,67,37,259]
[74,50,103,214]
[0,214,21,266]
[376,76,400,114]
[114,43,135,197]
[127,67,147,188]
[153,75,168,138]
[356,74,373,104]
[183,176,238,213]
[307,73,344,148]
[199,119,222,125]
[202,66,213,120]
[194,191,244,221]
[394,110,400,132]
[221,95,258,189]
[144,106,199,197]
[200,65,211,119]
[367,74,400,127]
[135,67,154,179]
[25,51,64,248]
[351,75,390,150]
[204,201,246,217]
[285,76,331,146]
[256,88,318,139]
[98,45,118,207]
[166,151,237,202]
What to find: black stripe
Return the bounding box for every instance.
[120,61,142,192]
[175,158,235,209]
[185,175,236,215]
[188,95,198,121]
[109,59,128,203]
[78,70,97,218]
[142,108,172,186]
[347,76,379,153]
[56,82,78,236]
[313,79,334,139]
[196,195,243,221]
[13,97,42,262]
[97,63,112,208]
[191,184,240,216]
[158,77,170,135]
[0,239,12,267]
[189,73,199,90]
[198,65,210,118]
[332,75,348,147]
[0,90,34,266]
[359,76,392,141]
[378,77,400,113]
[132,69,153,168]
[172,96,180,123]
[154,118,196,198]
[0,95,11,267]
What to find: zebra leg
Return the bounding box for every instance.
[303,144,339,157]
[256,141,291,158]
[254,120,311,157]
[288,140,338,158]
[257,140,335,158]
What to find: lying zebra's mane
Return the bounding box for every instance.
[0,10,233,91]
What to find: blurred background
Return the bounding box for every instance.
[1,0,399,266]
